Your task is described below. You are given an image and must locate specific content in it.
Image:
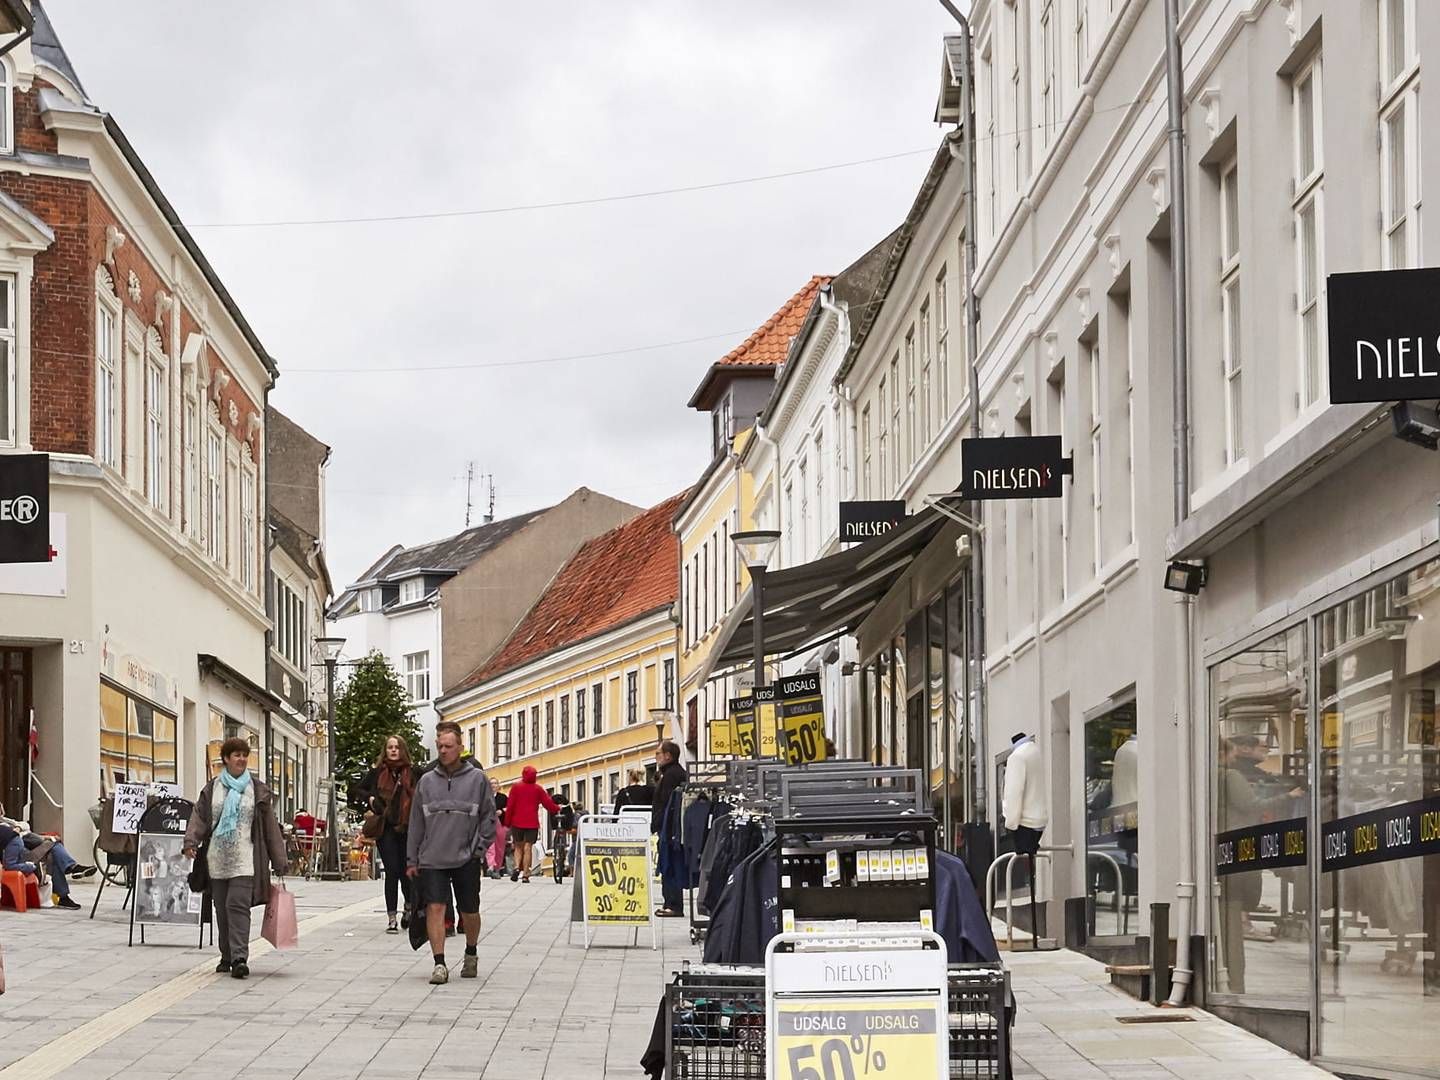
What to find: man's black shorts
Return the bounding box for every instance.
[419,860,481,914]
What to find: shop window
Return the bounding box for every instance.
[1210,625,1310,1001]
[1084,701,1138,938]
[99,682,177,792]
[1317,559,1440,1071]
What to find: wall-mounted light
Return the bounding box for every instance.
[1164,561,1207,595]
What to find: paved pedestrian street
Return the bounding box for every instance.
[0,876,1336,1080]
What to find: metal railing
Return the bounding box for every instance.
[984,845,1124,950]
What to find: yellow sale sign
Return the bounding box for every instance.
[709,716,736,756]
[773,997,942,1080]
[777,674,827,764]
[582,842,651,925]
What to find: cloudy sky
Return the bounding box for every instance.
[48,0,961,587]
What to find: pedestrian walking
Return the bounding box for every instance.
[355,735,419,934]
[418,720,478,932]
[612,767,655,812]
[502,765,558,883]
[183,738,288,979]
[406,722,495,985]
[651,740,687,918]
[487,778,510,880]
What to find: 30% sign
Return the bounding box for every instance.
[773,999,940,1080]
[582,843,650,924]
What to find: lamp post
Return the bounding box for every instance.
[731,530,781,760]
[316,636,346,880]
[650,707,671,748]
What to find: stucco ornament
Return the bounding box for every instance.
[104,224,126,264]
[126,270,141,303]
[227,400,239,427]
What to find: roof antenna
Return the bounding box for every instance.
[464,461,475,528]
[484,474,496,524]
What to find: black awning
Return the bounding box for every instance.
[701,508,947,681]
[198,653,284,712]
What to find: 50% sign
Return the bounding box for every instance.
[774,999,940,1080]
[582,843,650,924]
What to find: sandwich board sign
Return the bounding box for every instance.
[576,813,655,950]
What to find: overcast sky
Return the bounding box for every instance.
[48,1,960,587]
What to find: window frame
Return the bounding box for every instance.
[240,460,257,593]
[560,693,570,744]
[1088,338,1103,575]
[205,418,225,563]
[626,670,638,725]
[0,59,12,156]
[0,275,13,449]
[1291,55,1326,410]
[399,577,424,605]
[95,284,121,470]
[403,650,431,704]
[592,682,603,735]
[889,355,901,486]
[1219,157,1244,467]
[545,698,555,747]
[144,339,167,513]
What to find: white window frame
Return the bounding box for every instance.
[0,275,14,448]
[399,577,424,604]
[205,416,224,563]
[240,459,257,593]
[813,430,825,544]
[798,456,809,560]
[183,393,199,539]
[1088,339,1103,575]
[861,405,872,500]
[1381,0,1416,97]
[1292,56,1325,410]
[1379,0,1420,270]
[1220,157,1244,467]
[1040,0,1058,143]
[144,346,167,513]
[1074,0,1089,80]
[919,301,932,446]
[983,39,998,237]
[403,651,431,704]
[274,575,306,673]
[0,60,12,156]
[889,354,901,485]
[935,267,949,423]
[1056,370,1070,599]
[96,283,120,470]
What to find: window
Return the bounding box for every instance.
[274,576,306,672]
[1382,0,1413,89]
[575,690,586,738]
[1051,366,1070,599]
[560,694,570,743]
[985,41,998,234]
[935,269,949,426]
[99,682,177,791]
[545,699,555,747]
[1009,1,1024,187]
[861,405,872,499]
[205,426,224,562]
[784,482,794,566]
[1293,57,1324,409]
[145,353,166,512]
[358,588,380,613]
[663,659,675,709]
[467,727,476,757]
[701,542,708,631]
[1220,159,1243,466]
[0,277,12,447]
[1040,0,1058,142]
[517,712,526,756]
[183,397,199,538]
[403,651,430,703]
[905,332,917,467]
[0,59,11,155]
[1088,339,1103,574]
[592,683,603,734]
[889,355,901,485]
[919,302,932,445]
[399,578,423,604]
[814,432,824,542]
[682,563,690,649]
[1380,0,1420,270]
[798,457,809,559]
[240,466,256,592]
[96,294,119,469]
[530,706,540,752]
[1074,0,1089,77]
[626,671,638,724]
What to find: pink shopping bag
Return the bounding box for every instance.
[261,883,298,949]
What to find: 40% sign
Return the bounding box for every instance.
[774,1000,940,1080]
[582,843,650,924]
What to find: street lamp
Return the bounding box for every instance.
[732,530,780,760]
[316,635,345,880]
[650,707,671,747]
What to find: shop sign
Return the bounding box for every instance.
[838,500,906,543]
[100,639,180,712]
[1321,795,1440,873]
[708,716,735,757]
[0,452,49,563]
[1327,268,1440,403]
[960,436,1072,500]
[777,673,827,765]
[754,685,780,758]
[730,696,756,756]
[1214,816,1308,876]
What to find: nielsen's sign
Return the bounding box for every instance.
[838,500,906,543]
[961,436,1072,500]
[1328,268,1440,404]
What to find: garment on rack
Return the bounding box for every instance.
[935,849,1000,962]
[700,816,765,917]
[657,788,686,880]
[692,801,731,906]
[702,839,780,965]
[681,793,714,887]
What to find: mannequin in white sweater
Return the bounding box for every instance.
[1002,733,1048,946]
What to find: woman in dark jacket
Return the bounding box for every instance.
[183,737,287,979]
[355,734,419,933]
[613,767,655,812]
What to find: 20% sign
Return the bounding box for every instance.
[582,843,650,923]
[774,999,940,1080]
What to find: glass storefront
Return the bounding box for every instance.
[1084,702,1138,937]
[1210,626,1310,1001]
[99,680,177,792]
[1206,555,1440,1076]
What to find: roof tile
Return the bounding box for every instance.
[715,276,831,369]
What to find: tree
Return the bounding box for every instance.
[332,651,424,805]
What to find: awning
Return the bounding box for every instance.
[198,653,283,712]
[696,508,948,686]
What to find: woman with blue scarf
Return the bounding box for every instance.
[184,736,288,979]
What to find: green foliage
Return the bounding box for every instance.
[332,651,425,794]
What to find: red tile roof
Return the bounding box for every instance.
[456,491,689,690]
[688,275,831,409]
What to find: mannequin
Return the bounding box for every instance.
[1002,732,1049,946]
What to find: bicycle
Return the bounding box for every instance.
[552,829,569,884]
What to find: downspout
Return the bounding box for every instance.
[1163,0,1197,1007]
[936,0,988,826]
[821,286,856,757]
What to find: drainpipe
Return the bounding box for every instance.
[822,286,857,757]
[1163,0,1197,1007]
[935,0,988,826]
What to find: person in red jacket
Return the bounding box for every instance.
[503,766,559,883]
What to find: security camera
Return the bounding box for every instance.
[1393,402,1440,451]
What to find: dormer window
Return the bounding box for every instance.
[399,577,424,604]
[358,588,381,613]
[712,394,733,457]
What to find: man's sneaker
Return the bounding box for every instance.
[67,864,98,878]
[55,895,81,910]
[461,954,478,979]
[429,963,449,985]
[215,959,232,974]
[231,961,249,980]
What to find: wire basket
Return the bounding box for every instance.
[668,963,1011,1080]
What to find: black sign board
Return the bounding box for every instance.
[1327,268,1440,403]
[0,452,49,563]
[838,500,906,543]
[1321,795,1440,873]
[961,436,1072,500]
[1214,816,1308,877]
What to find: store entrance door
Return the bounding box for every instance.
[0,648,32,814]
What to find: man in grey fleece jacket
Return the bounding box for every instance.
[406,724,496,984]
